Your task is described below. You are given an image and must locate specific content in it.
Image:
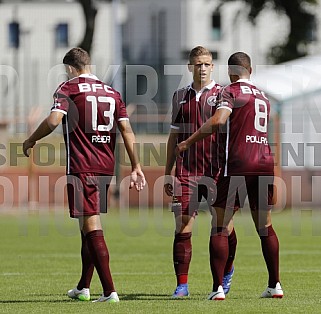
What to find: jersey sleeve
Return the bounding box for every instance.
[115,92,129,122]
[216,85,234,112]
[51,82,70,115]
[170,91,181,130]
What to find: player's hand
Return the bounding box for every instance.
[129,168,146,191]
[175,141,189,157]
[164,175,174,196]
[23,139,36,157]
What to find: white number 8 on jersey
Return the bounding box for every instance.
[254,99,267,133]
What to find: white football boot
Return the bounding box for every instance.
[67,287,90,301]
[92,291,120,303]
[261,282,284,298]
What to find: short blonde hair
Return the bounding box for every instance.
[189,46,212,64]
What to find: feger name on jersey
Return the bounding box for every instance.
[92,135,111,143]
[246,135,268,145]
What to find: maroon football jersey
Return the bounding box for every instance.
[171,81,221,178]
[51,73,128,175]
[216,79,274,176]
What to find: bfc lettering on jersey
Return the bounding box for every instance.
[246,135,268,145]
[78,83,115,94]
[91,135,111,143]
[52,75,128,175]
[240,86,268,99]
[217,80,274,176]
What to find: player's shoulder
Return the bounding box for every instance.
[217,82,234,97]
[173,85,190,96]
[55,76,87,95]
[56,81,67,90]
[214,82,223,88]
[210,82,223,94]
[221,81,250,97]
[228,81,242,90]
[55,79,73,94]
[172,85,191,102]
[58,76,85,89]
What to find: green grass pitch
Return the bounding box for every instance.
[0,207,320,313]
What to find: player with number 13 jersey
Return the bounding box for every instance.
[51,74,128,175]
[216,79,274,176]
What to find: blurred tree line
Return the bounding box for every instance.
[1,0,319,64]
[77,0,112,53]
[220,0,318,63]
[80,0,320,63]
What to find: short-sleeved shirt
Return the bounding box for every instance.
[51,73,128,175]
[171,81,221,178]
[216,79,274,176]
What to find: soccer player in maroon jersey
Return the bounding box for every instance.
[176,52,283,300]
[23,47,146,303]
[164,46,237,298]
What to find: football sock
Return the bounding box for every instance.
[224,228,237,274]
[173,232,192,285]
[86,230,115,296]
[209,227,229,291]
[77,232,94,290]
[259,225,280,287]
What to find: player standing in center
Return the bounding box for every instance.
[177,52,283,300]
[164,46,237,298]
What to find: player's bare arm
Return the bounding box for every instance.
[176,108,231,156]
[164,129,179,196]
[23,111,64,157]
[118,119,146,191]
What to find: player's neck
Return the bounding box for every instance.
[230,75,250,83]
[69,70,92,79]
[78,70,92,76]
[192,80,211,92]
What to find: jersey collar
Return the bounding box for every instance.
[78,73,99,80]
[236,78,254,85]
[188,80,216,92]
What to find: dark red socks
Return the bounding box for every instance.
[209,227,229,291]
[173,232,192,285]
[86,230,115,296]
[224,228,237,274]
[77,232,94,290]
[259,225,280,287]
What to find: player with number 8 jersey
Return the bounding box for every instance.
[52,74,128,175]
[176,52,282,299]
[216,79,274,176]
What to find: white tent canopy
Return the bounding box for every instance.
[253,54,321,104]
[251,53,321,171]
[251,54,321,207]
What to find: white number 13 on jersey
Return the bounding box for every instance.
[254,99,267,133]
[87,95,115,131]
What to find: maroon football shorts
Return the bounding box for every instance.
[172,175,217,217]
[67,173,113,218]
[213,175,274,211]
